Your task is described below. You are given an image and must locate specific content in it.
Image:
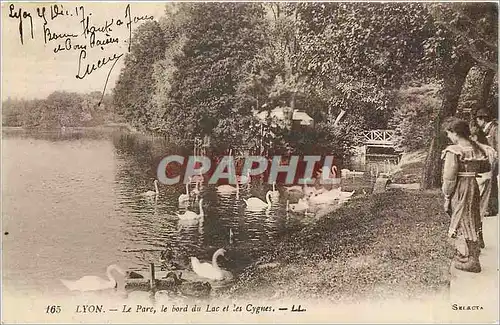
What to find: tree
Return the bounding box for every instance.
[160,3,267,149]
[113,21,167,132]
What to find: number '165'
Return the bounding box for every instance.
[46,305,61,314]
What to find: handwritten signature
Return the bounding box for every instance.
[7,3,154,104]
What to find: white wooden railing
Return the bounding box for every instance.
[362,129,395,146]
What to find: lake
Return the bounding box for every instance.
[1,128,306,298]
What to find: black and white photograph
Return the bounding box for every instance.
[1,1,498,323]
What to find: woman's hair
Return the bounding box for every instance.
[442,117,487,158]
[469,120,489,145]
[442,117,471,138]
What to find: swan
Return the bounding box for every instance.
[338,190,355,203]
[142,180,159,197]
[309,188,342,205]
[177,199,204,220]
[178,180,190,203]
[190,248,233,281]
[178,199,189,209]
[303,184,316,198]
[270,181,280,201]
[191,180,200,197]
[285,180,315,197]
[330,166,338,178]
[286,198,309,212]
[217,181,239,195]
[60,264,126,292]
[243,191,272,210]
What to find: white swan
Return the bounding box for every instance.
[60,264,126,292]
[178,180,190,203]
[217,181,239,195]
[270,181,280,202]
[286,198,309,213]
[142,180,159,197]
[243,191,272,210]
[285,185,303,193]
[177,199,204,220]
[338,190,355,203]
[191,180,200,197]
[332,166,338,177]
[309,188,342,205]
[190,248,233,281]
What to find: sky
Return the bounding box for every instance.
[2,2,166,100]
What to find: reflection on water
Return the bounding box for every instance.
[2,129,303,297]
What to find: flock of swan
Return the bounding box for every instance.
[61,169,355,293]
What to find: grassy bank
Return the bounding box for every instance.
[222,189,453,302]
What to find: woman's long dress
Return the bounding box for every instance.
[475,143,498,218]
[441,144,490,241]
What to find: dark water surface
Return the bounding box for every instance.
[2,128,304,296]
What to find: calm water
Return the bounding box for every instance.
[2,129,303,296]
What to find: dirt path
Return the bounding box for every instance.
[449,215,499,323]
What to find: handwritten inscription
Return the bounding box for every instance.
[76,50,124,80]
[6,3,154,103]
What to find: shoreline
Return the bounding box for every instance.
[220,189,453,303]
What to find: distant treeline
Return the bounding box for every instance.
[2,91,123,129]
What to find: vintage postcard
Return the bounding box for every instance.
[1,1,498,323]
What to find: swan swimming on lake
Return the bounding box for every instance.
[190,248,233,281]
[191,179,201,197]
[244,191,272,210]
[142,180,159,197]
[217,181,239,195]
[285,179,315,196]
[177,199,204,220]
[178,180,190,203]
[286,198,309,213]
[60,264,126,292]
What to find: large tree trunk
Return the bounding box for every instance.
[420,59,474,189]
[470,68,496,118]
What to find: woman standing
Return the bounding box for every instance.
[441,118,490,273]
[470,121,498,249]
